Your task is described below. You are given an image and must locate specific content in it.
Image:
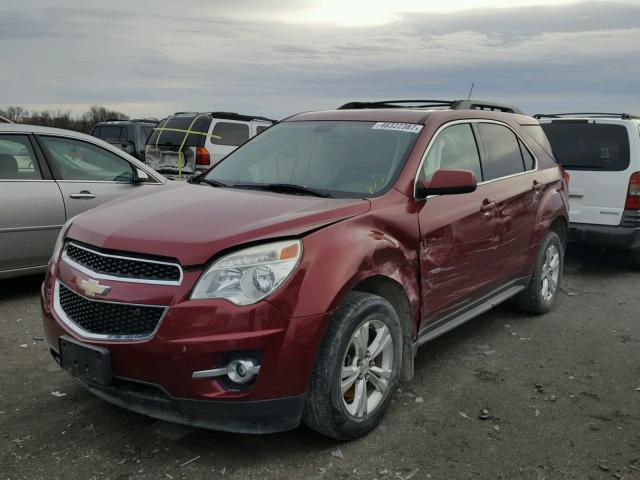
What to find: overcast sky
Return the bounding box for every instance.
[1,0,639,119]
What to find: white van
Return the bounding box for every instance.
[145,112,275,179]
[537,113,640,267]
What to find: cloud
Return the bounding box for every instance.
[0,1,638,118]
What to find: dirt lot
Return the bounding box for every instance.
[1,246,639,480]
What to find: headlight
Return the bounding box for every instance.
[50,217,75,263]
[191,240,302,305]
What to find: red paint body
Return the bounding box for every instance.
[42,108,568,425]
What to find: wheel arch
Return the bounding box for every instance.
[351,275,415,382]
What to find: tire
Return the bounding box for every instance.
[516,231,564,315]
[303,291,403,440]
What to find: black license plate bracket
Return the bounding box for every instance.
[59,335,112,386]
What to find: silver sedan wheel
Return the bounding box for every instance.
[541,244,560,301]
[340,319,394,418]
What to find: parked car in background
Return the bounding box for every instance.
[0,124,166,279]
[90,119,157,161]
[537,113,640,268]
[43,99,568,439]
[0,115,12,123]
[145,112,275,179]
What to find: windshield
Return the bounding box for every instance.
[203,121,421,197]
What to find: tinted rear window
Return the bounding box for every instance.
[211,122,250,146]
[477,123,525,180]
[147,115,212,147]
[95,126,125,141]
[541,122,630,171]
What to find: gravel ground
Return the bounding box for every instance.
[1,246,639,480]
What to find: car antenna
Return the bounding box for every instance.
[467,82,475,100]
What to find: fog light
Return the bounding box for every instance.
[226,359,260,384]
[192,358,261,385]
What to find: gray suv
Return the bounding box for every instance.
[90,119,157,161]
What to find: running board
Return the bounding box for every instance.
[413,277,529,353]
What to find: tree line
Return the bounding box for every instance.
[0,105,148,133]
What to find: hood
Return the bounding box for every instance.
[67,183,370,266]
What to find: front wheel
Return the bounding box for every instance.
[303,292,403,440]
[516,231,564,314]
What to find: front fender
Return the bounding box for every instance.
[268,191,421,336]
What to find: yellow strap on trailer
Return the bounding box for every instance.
[175,115,206,179]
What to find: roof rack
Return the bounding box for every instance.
[172,111,277,123]
[534,112,640,120]
[338,99,524,115]
[209,111,277,123]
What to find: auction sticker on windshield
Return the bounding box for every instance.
[372,122,423,134]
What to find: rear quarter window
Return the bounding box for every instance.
[211,122,250,146]
[541,122,630,171]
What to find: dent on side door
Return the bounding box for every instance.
[418,182,500,326]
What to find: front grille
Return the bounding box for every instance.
[65,243,181,283]
[58,283,165,337]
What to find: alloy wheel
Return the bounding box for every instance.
[340,319,394,418]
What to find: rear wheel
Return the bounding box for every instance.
[516,231,564,314]
[303,292,402,440]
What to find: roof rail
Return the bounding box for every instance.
[209,111,277,123]
[534,112,640,120]
[338,100,454,110]
[102,118,129,122]
[338,99,524,115]
[451,99,524,115]
[130,118,158,124]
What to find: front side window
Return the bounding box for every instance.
[211,122,250,146]
[477,123,525,180]
[205,121,421,197]
[0,135,41,180]
[38,136,135,182]
[418,123,482,183]
[541,122,630,171]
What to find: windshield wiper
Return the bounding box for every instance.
[196,178,228,187]
[232,183,332,198]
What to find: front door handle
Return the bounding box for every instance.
[480,200,497,214]
[69,191,96,199]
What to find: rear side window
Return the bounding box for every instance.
[477,123,525,180]
[141,126,154,142]
[95,126,125,141]
[541,122,630,171]
[147,115,212,148]
[211,122,250,146]
[0,135,41,180]
[256,125,270,134]
[419,123,482,182]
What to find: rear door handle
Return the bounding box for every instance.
[481,200,497,214]
[533,180,545,192]
[69,191,96,199]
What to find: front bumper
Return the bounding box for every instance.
[76,375,306,434]
[569,222,640,250]
[41,273,329,433]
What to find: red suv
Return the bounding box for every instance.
[42,99,569,440]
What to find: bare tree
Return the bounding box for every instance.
[0,106,28,123]
[1,105,132,133]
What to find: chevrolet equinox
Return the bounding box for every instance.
[42,99,569,440]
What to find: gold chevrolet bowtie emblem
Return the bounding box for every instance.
[79,279,111,298]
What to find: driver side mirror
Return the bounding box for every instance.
[415,169,477,200]
[133,168,150,183]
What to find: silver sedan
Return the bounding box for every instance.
[0,124,167,279]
